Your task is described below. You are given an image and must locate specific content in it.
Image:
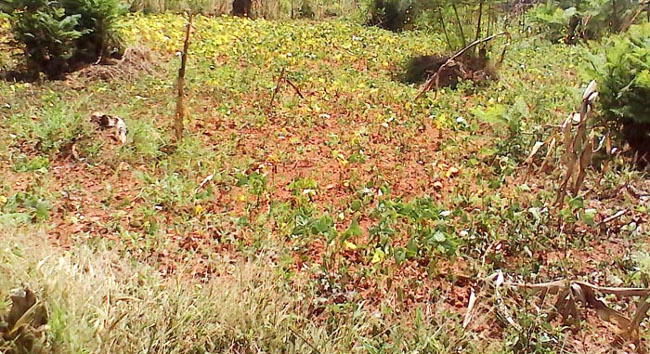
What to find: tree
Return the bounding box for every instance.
[1,0,124,78]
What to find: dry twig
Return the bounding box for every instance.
[268,68,304,112]
[174,12,193,143]
[469,273,650,341]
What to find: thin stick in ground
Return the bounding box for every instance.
[269,67,286,112]
[268,68,304,113]
[438,7,453,52]
[174,12,193,143]
[475,0,484,43]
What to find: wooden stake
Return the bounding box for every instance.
[268,67,304,113]
[452,3,467,48]
[174,12,193,143]
[268,67,286,112]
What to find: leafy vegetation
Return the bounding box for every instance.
[365,0,415,31]
[527,0,648,43]
[588,22,650,125]
[1,0,124,78]
[0,5,649,353]
[127,0,359,18]
[586,22,650,162]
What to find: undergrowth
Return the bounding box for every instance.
[0,12,648,353]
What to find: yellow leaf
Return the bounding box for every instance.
[446,166,460,178]
[371,249,385,264]
[344,241,357,250]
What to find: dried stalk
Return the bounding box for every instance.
[452,3,467,48]
[475,0,484,43]
[269,67,286,111]
[620,0,650,33]
[268,67,304,112]
[539,136,557,173]
[478,274,650,340]
[174,13,193,143]
[555,80,598,206]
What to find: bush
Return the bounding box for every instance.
[589,23,650,125]
[587,23,650,162]
[62,0,126,63]
[297,0,316,19]
[4,1,83,78]
[366,0,415,32]
[2,0,124,79]
[527,0,647,44]
[526,4,578,43]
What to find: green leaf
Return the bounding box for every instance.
[342,219,362,240]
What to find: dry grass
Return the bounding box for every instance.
[0,227,486,352]
[0,228,336,352]
[75,46,156,82]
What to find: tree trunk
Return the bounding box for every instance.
[438,7,453,51]
[452,3,467,48]
[475,0,483,42]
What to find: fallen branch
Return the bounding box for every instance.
[471,272,650,341]
[415,32,510,100]
[285,78,305,99]
[288,326,321,354]
[620,0,650,33]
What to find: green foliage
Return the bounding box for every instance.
[527,0,647,43]
[366,0,416,32]
[526,4,577,43]
[61,0,126,62]
[0,191,51,224]
[12,155,49,173]
[297,0,316,19]
[4,1,84,78]
[586,23,650,125]
[369,197,459,266]
[32,104,89,153]
[1,12,647,352]
[1,0,124,78]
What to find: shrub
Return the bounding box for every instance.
[586,23,650,162]
[366,0,415,32]
[527,0,647,44]
[1,0,124,78]
[62,0,126,63]
[4,1,84,78]
[526,4,578,43]
[297,0,316,19]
